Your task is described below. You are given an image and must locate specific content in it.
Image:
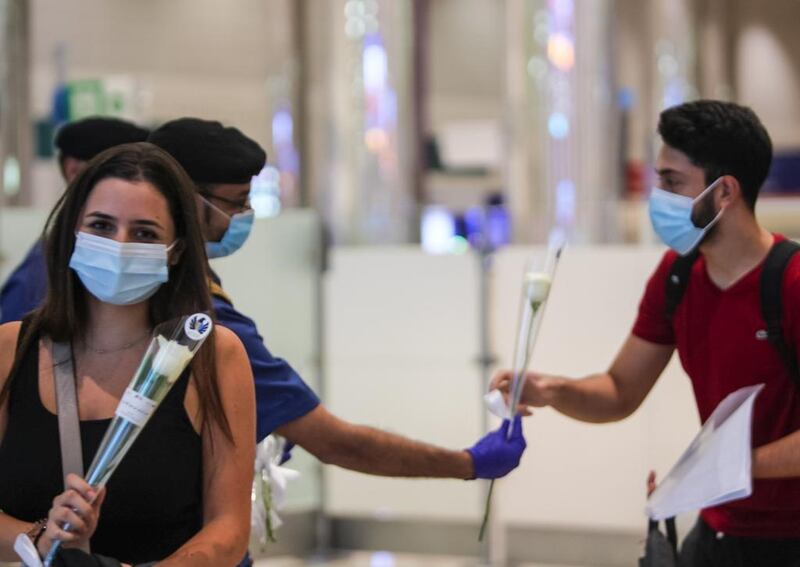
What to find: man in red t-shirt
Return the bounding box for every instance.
[492,100,800,566]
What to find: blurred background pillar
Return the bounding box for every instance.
[0,0,31,207]
[303,0,418,245]
[650,0,699,124]
[696,0,735,101]
[505,0,619,245]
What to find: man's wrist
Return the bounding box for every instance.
[460,450,476,480]
[752,447,767,479]
[539,375,565,407]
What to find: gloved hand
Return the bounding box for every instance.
[280,440,295,465]
[466,415,527,479]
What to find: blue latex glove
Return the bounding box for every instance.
[466,415,527,479]
[280,440,295,465]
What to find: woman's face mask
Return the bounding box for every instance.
[648,177,724,256]
[69,232,175,305]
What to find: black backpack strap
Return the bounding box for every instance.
[760,239,800,388]
[665,250,700,321]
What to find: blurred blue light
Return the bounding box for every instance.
[548,112,570,139]
[421,207,456,255]
[250,165,282,218]
[370,551,395,567]
[555,179,576,224]
[363,41,388,91]
[618,88,635,110]
[272,109,293,146]
[486,205,511,248]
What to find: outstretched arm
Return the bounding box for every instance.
[491,334,674,423]
[278,405,525,480]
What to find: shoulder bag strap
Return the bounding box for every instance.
[50,340,85,483]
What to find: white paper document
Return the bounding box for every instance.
[646,383,765,521]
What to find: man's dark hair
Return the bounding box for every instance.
[658,100,772,211]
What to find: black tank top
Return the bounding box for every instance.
[0,324,203,564]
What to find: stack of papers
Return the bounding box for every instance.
[646,384,765,520]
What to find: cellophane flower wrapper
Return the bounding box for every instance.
[479,245,563,541]
[85,313,213,487]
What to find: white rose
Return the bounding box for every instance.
[524,272,552,305]
[152,336,195,384]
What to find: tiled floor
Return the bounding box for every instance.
[257,552,579,567]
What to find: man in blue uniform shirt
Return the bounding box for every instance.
[149,118,526,481]
[0,117,150,323]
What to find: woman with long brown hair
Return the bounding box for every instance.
[0,142,255,565]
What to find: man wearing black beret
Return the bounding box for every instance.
[53,117,151,182]
[148,118,526,510]
[0,116,150,323]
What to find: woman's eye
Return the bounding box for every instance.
[87,220,113,232]
[134,229,159,241]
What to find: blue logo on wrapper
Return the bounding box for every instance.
[185,313,213,341]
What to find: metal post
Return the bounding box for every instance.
[0,0,31,208]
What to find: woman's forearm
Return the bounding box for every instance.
[0,512,35,560]
[158,517,249,567]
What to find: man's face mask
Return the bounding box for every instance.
[201,195,255,259]
[648,177,724,256]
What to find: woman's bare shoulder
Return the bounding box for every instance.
[213,325,246,359]
[212,325,253,393]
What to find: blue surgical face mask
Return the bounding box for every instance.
[648,177,724,256]
[69,232,173,305]
[205,208,255,259]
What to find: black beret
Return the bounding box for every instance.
[54,117,150,161]
[147,118,267,185]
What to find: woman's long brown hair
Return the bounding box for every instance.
[1,142,232,443]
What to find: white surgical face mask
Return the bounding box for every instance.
[648,177,724,255]
[69,232,174,305]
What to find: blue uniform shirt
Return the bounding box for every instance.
[211,277,320,442]
[0,240,47,324]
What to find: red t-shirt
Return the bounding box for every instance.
[633,235,800,538]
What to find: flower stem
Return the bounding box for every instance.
[479,479,495,542]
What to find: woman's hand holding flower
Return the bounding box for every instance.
[37,474,106,558]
